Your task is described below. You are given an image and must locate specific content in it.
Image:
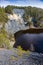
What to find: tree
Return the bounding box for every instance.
[0,7,8,23]
[5,5,13,14]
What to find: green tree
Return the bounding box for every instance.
[5,5,13,14]
[0,7,8,23]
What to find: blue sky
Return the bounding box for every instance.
[0,0,43,8]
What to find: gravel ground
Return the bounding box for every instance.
[0,48,43,65]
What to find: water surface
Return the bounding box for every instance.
[14,33,43,53]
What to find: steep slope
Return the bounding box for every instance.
[5,9,29,34]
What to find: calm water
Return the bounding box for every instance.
[14,33,43,53]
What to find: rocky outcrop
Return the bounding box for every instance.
[5,19,26,34]
[0,49,43,65]
[5,9,28,34]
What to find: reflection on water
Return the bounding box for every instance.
[14,33,43,53]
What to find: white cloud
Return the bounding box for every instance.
[0,0,11,7]
[0,0,43,9]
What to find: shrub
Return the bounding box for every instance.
[0,33,11,49]
[17,46,24,56]
[10,55,18,60]
[0,7,8,23]
[17,46,29,56]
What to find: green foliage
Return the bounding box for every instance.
[5,5,13,14]
[23,12,29,22]
[17,46,29,56]
[10,55,18,60]
[5,5,25,14]
[0,5,43,29]
[23,6,43,27]
[9,34,13,40]
[0,7,8,23]
[5,5,43,27]
[0,33,11,49]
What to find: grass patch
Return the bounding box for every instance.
[10,55,18,61]
[0,33,11,49]
[17,46,30,56]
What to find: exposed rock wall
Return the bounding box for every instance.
[5,9,27,35]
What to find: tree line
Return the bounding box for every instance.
[5,5,43,27]
[0,5,43,27]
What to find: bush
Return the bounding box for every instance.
[0,33,11,49]
[17,46,29,56]
[0,7,8,23]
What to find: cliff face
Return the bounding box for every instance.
[5,9,28,35]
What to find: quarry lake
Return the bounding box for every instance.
[14,33,43,53]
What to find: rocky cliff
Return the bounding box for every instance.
[5,9,29,35]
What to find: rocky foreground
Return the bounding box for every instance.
[0,48,43,65]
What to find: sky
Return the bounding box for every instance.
[0,0,43,8]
